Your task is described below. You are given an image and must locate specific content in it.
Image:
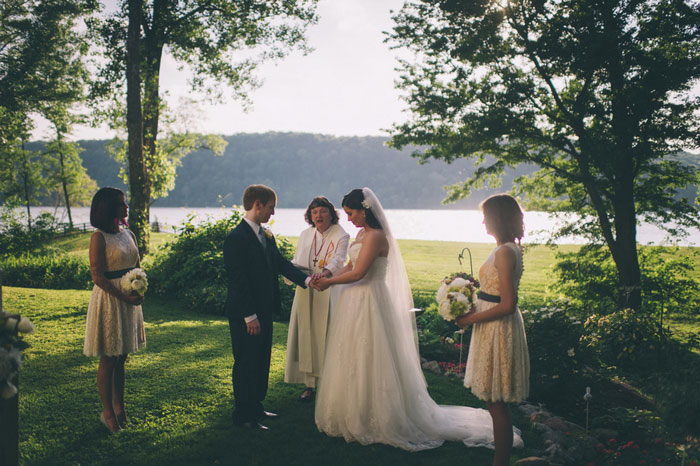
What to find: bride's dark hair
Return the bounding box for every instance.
[342,189,382,229]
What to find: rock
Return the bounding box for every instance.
[421,360,442,374]
[531,421,551,433]
[541,428,566,445]
[515,457,551,466]
[518,402,542,416]
[530,411,552,424]
[590,427,619,442]
[542,416,569,432]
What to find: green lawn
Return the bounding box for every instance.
[5,286,540,466]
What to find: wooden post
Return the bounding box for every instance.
[0,266,20,466]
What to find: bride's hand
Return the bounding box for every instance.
[314,278,331,291]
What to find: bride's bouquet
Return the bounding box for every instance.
[436,272,479,321]
[121,268,148,296]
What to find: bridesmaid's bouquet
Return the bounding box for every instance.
[121,268,148,296]
[436,272,479,321]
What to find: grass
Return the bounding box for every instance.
[5,286,541,466]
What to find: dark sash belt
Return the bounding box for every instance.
[104,267,135,279]
[477,291,501,303]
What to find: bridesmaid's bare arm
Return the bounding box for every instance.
[458,245,517,326]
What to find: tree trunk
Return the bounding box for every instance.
[0,267,20,466]
[57,132,73,228]
[126,0,149,255]
[20,142,31,229]
[142,44,163,177]
[142,5,164,208]
[612,172,642,310]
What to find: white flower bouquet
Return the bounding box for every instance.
[436,272,480,321]
[120,268,148,296]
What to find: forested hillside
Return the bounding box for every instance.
[27,132,697,209]
[30,133,535,209]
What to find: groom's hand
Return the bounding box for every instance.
[246,318,261,336]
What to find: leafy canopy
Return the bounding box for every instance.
[388,0,700,242]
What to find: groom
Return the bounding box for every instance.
[224,184,309,430]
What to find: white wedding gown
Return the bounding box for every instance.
[315,241,523,451]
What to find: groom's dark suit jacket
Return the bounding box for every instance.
[223,219,307,323]
[223,219,307,422]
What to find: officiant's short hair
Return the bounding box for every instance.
[243,184,277,210]
[304,196,339,226]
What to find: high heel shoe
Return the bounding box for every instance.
[100,412,123,433]
[115,411,129,427]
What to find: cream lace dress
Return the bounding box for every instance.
[83,229,146,357]
[464,242,530,402]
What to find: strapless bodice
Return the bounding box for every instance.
[348,242,387,282]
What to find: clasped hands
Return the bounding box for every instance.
[309,270,331,292]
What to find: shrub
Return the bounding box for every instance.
[147,212,297,320]
[552,244,700,317]
[0,253,91,290]
[581,308,661,373]
[415,303,469,366]
[0,209,58,257]
[522,305,590,412]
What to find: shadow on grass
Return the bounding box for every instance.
[11,291,529,466]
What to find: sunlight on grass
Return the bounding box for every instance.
[6,286,528,466]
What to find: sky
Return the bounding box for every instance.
[32,0,408,141]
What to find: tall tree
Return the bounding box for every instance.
[0,0,97,217]
[91,0,318,254]
[389,0,700,310]
[1,143,49,229]
[44,107,98,227]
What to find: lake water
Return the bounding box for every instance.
[25,206,700,246]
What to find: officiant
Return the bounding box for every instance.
[284,196,350,401]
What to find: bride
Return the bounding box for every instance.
[311,188,523,452]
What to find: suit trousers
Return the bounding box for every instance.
[228,316,273,423]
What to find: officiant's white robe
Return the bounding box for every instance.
[284,223,349,388]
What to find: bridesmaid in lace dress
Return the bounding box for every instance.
[456,194,530,466]
[83,188,146,433]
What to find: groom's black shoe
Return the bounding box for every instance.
[235,419,270,431]
[243,421,270,431]
[259,410,279,419]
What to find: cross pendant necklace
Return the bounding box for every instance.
[312,231,326,269]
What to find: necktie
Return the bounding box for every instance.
[258,227,267,249]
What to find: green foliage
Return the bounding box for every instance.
[553,244,700,315]
[522,306,590,406]
[0,209,58,256]
[388,0,700,310]
[582,309,661,371]
[105,130,227,203]
[0,1,96,211]
[0,253,91,290]
[147,211,297,320]
[416,304,466,365]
